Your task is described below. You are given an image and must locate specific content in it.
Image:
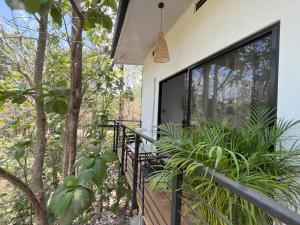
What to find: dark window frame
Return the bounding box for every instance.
[195,0,207,12]
[158,22,280,126]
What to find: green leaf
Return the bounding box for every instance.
[6,119,19,126]
[87,0,93,6]
[14,148,25,161]
[48,186,67,211]
[101,151,117,163]
[74,157,95,169]
[59,201,76,225]
[83,12,113,31]
[82,157,95,169]
[50,5,62,26]
[103,0,117,12]
[38,0,52,14]
[52,99,68,114]
[99,14,113,32]
[45,99,55,113]
[45,99,68,114]
[4,0,24,10]
[55,88,70,97]
[0,193,8,198]
[74,157,83,168]
[51,191,74,216]
[73,188,93,215]
[18,138,32,147]
[77,169,94,185]
[24,0,41,13]
[93,159,108,186]
[12,95,26,104]
[90,146,101,155]
[83,17,96,30]
[63,175,76,187]
[56,80,68,87]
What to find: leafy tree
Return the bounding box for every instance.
[0,1,132,224]
[1,0,56,224]
[61,0,117,178]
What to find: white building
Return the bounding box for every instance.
[111,0,300,135]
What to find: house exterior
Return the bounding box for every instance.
[111,0,300,137]
[110,1,300,224]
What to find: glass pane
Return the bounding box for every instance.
[190,67,205,126]
[160,73,186,124]
[253,35,272,103]
[190,33,273,127]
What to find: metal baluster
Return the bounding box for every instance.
[116,123,120,151]
[112,121,116,152]
[131,133,140,211]
[121,126,126,175]
[141,160,145,217]
[171,173,183,225]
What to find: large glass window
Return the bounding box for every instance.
[190,33,274,127]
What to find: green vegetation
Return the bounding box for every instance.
[150,106,300,225]
[0,0,140,224]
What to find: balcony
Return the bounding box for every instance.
[100,120,300,225]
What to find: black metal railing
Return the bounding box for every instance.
[101,120,300,225]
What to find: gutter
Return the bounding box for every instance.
[110,0,130,59]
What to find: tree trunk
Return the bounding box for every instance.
[62,1,83,177]
[0,168,48,225]
[31,12,48,215]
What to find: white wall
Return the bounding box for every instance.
[141,0,300,136]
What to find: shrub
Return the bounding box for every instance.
[150,106,300,225]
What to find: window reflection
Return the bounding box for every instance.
[190,34,272,127]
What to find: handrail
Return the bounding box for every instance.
[106,120,300,225]
[107,119,141,123]
[200,166,300,225]
[115,121,156,143]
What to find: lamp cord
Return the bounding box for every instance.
[160,8,162,32]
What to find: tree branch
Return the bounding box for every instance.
[69,0,84,21]
[69,0,84,56]
[0,167,46,221]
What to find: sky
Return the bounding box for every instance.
[0,0,112,48]
[0,0,69,47]
[0,0,38,35]
[0,0,12,19]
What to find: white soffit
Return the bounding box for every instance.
[114,0,193,65]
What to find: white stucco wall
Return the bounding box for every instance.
[141,0,300,136]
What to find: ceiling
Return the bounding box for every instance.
[113,0,194,65]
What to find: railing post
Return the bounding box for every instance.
[116,122,120,151]
[121,126,126,175]
[171,173,183,225]
[141,163,145,216]
[131,133,140,211]
[112,121,116,152]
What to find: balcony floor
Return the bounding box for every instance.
[117,149,173,225]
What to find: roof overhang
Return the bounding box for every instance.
[111,0,193,65]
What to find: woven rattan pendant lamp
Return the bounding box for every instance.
[154,2,170,63]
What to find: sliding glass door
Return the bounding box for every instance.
[158,72,187,125]
[190,32,275,127]
[158,23,279,128]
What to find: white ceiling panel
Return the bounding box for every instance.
[114,0,193,64]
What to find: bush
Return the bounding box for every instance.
[150,105,300,225]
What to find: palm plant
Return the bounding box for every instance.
[149,105,300,225]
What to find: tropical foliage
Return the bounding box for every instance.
[150,106,300,225]
[48,150,117,225]
[0,0,141,224]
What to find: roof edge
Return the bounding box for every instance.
[110,0,130,60]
